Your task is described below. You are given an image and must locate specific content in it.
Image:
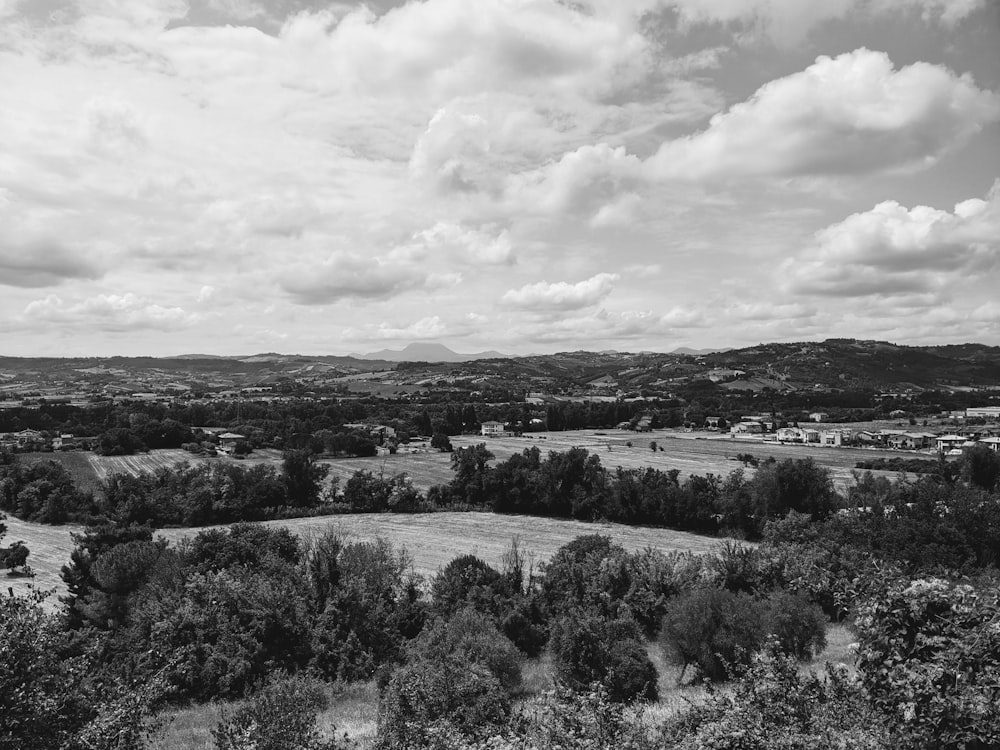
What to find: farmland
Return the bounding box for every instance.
[451,429,905,491]
[3,512,727,610]
[88,448,196,482]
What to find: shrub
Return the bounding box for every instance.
[213,673,348,750]
[410,609,523,694]
[854,576,1000,749]
[660,587,766,682]
[431,555,508,617]
[764,590,827,659]
[377,655,511,748]
[549,612,658,703]
[659,648,891,749]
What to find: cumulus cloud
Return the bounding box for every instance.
[786,181,1000,297]
[409,106,492,192]
[508,143,644,218]
[411,222,515,265]
[502,273,619,311]
[22,293,199,331]
[315,0,655,100]
[648,49,1000,181]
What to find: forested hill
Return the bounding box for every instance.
[2,339,1000,394]
[697,339,1000,389]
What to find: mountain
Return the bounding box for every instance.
[360,343,510,362]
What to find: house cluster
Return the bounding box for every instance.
[728,418,1000,454]
[0,429,84,451]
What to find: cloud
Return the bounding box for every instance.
[513,305,707,343]
[647,49,1000,181]
[22,293,199,331]
[507,143,644,217]
[409,106,492,192]
[668,0,986,47]
[342,315,452,342]
[411,222,515,265]
[502,273,619,311]
[279,249,459,304]
[786,181,1000,297]
[83,96,149,157]
[0,238,104,288]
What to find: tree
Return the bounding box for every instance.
[431,432,453,452]
[661,587,767,682]
[283,450,329,507]
[961,443,1000,491]
[0,591,165,750]
[550,612,658,703]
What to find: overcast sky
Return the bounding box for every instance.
[1,0,998,357]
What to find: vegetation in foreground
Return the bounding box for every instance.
[2,442,1000,748]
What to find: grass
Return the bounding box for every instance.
[3,510,726,611]
[1,515,82,608]
[452,429,903,491]
[150,682,380,750]
[149,622,859,749]
[154,512,728,582]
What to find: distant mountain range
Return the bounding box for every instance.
[356,343,511,362]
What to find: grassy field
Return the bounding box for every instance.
[1,515,82,606]
[89,449,197,482]
[452,429,903,491]
[149,623,857,750]
[155,512,728,579]
[3,511,726,611]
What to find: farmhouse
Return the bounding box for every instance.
[481,421,505,437]
[218,432,246,453]
[809,412,829,422]
[731,421,766,436]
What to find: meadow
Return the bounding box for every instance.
[3,511,727,608]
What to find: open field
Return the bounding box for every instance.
[155,512,728,579]
[2,515,82,606]
[452,429,903,491]
[89,448,198,482]
[3,511,727,610]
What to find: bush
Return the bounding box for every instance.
[431,555,508,617]
[377,655,511,748]
[660,587,766,682]
[854,576,1000,749]
[764,590,827,659]
[411,609,523,694]
[550,613,658,703]
[213,673,348,750]
[660,649,891,749]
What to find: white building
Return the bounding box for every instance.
[481,421,505,437]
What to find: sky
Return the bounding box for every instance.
[1,0,999,357]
